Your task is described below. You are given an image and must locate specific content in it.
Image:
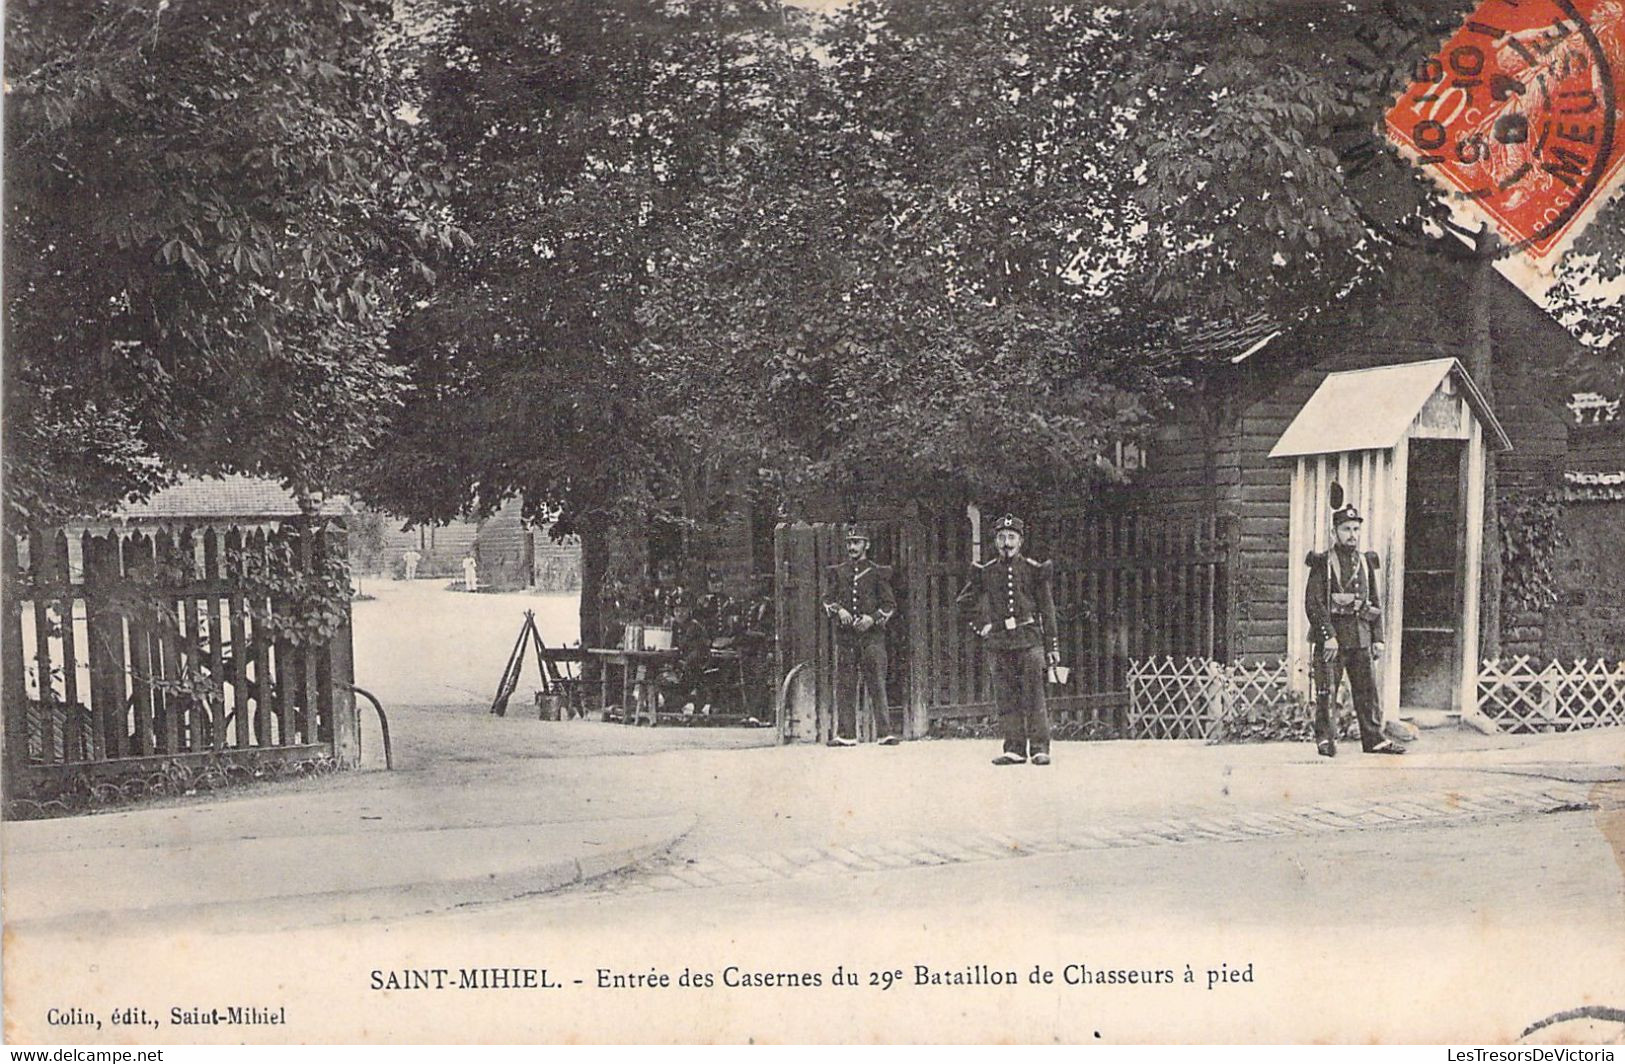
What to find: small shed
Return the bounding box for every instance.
[1270,358,1512,721]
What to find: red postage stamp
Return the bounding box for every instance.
[1386,0,1625,278]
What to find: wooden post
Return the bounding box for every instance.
[298,525,321,745]
[29,529,57,761]
[3,533,30,801]
[902,518,928,740]
[1385,436,1412,722]
[249,531,274,746]
[123,533,155,755]
[154,530,182,755]
[1459,420,1487,722]
[53,531,83,762]
[203,530,227,751]
[325,522,360,765]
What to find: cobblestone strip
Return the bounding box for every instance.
[581,778,1599,897]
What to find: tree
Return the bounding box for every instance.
[361,0,1258,648]
[3,0,460,528]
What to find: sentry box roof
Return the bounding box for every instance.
[1269,357,1511,459]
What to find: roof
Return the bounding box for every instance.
[113,475,351,521]
[1270,358,1513,459]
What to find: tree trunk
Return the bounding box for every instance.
[1465,249,1501,661]
[578,516,609,683]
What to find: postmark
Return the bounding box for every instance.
[1385,0,1625,279]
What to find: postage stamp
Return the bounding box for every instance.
[1385,0,1625,280]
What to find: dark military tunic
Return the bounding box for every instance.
[822,560,897,741]
[958,554,1059,756]
[1304,546,1386,751]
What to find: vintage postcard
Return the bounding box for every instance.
[3,0,1623,1047]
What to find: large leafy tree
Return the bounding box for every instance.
[638,0,1183,508]
[3,0,460,527]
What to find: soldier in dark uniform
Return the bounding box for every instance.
[821,525,898,746]
[1305,504,1404,757]
[957,514,1061,766]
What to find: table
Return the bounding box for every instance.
[584,647,755,726]
[586,648,680,726]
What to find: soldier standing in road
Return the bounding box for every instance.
[821,525,899,747]
[1305,503,1405,757]
[957,514,1061,766]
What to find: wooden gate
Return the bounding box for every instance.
[776,506,1230,739]
[2,522,358,803]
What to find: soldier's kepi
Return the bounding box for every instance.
[1304,503,1405,757]
[820,524,899,747]
[956,514,1061,766]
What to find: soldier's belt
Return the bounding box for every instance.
[1000,616,1037,629]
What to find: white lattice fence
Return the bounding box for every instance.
[1127,658,1301,740]
[1224,659,1298,721]
[1127,658,1221,739]
[1479,657,1625,733]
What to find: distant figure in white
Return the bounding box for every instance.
[462,553,478,592]
[402,547,421,581]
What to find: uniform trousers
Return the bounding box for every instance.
[1313,644,1384,751]
[990,643,1050,756]
[834,636,889,741]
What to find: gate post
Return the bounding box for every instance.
[901,518,929,739]
[328,522,360,767]
[2,533,26,806]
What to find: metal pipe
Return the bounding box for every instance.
[350,684,393,770]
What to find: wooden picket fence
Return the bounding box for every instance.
[3,523,359,803]
[1477,657,1625,733]
[1127,657,1298,740]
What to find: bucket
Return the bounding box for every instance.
[537,692,565,721]
[1046,665,1071,686]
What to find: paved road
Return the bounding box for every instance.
[8,775,1618,1043]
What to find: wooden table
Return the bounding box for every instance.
[586,648,680,725]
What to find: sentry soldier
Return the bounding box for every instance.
[957,514,1060,766]
[821,525,899,747]
[1305,504,1404,757]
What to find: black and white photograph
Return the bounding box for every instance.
[3,0,1623,1047]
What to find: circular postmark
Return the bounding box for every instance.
[1384,0,1623,264]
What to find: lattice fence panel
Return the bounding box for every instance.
[1224,659,1297,721]
[1128,657,1223,739]
[1479,657,1625,733]
[1128,658,1308,740]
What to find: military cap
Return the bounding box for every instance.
[1331,503,1364,527]
[844,523,872,542]
[991,514,1026,535]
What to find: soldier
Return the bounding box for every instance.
[821,525,899,747]
[1305,504,1405,757]
[957,514,1061,766]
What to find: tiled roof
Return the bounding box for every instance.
[115,475,351,520]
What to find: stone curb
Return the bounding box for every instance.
[9,813,697,935]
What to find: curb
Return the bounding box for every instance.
[8,812,696,935]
